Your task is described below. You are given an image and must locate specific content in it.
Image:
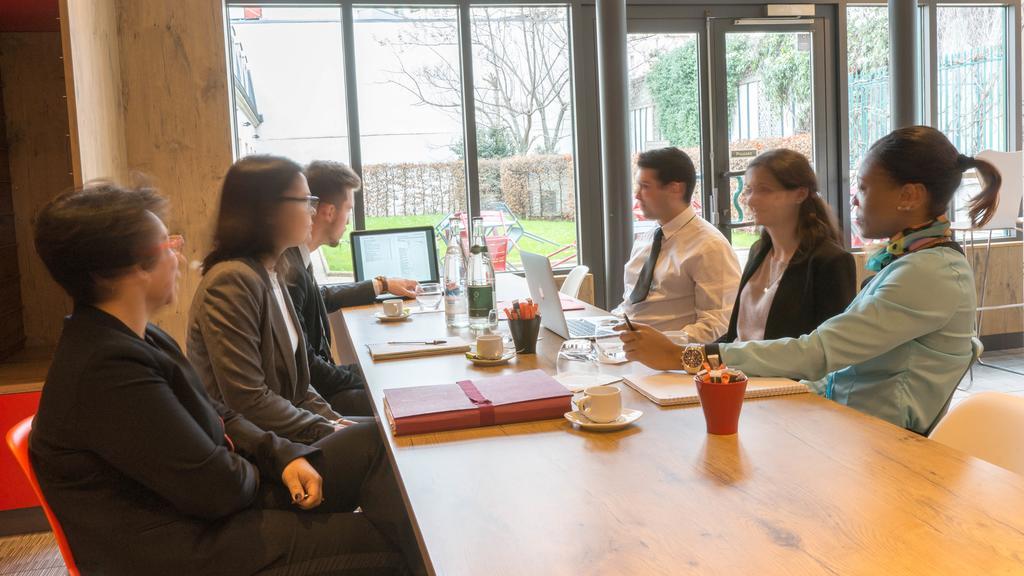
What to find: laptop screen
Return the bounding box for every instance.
[350,226,440,283]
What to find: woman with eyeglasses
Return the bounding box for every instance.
[188,155,355,443]
[619,126,999,435]
[30,183,418,574]
[187,155,424,570]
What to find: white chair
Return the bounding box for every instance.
[951,150,1024,377]
[558,265,590,300]
[929,391,1024,476]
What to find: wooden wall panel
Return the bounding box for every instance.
[116,0,233,342]
[0,33,73,348]
[852,242,1024,338]
[59,0,128,186]
[0,71,25,360]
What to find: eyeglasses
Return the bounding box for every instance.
[279,195,320,213]
[157,234,185,254]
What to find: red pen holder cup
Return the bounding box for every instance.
[694,370,748,435]
[508,316,542,354]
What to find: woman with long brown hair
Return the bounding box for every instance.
[717,148,856,343]
[620,126,1000,435]
[187,155,424,573]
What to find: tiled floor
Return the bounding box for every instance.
[951,348,1024,407]
[2,348,1021,576]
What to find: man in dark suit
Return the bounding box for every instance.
[285,160,418,416]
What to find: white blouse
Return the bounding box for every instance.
[735,253,790,342]
[268,271,300,353]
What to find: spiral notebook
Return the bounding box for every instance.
[622,371,808,406]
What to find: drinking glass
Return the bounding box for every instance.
[415,282,443,311]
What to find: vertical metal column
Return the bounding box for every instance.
[458,3,482,221]
[595,0,631,307]
[889,0,918,128]
[341,4,365,230]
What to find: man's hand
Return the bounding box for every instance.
[281,457,323,510]
[387,278,418,298]
[614,322,684,371]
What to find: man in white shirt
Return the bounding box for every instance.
[612,147,740,342]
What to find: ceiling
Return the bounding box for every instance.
[0,0,60,33]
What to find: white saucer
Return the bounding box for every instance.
[465,350,516,366]
[375,310,411,322]
[564,408,642,432]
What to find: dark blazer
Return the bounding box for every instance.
[30,306,317,575]
[717,236,857,343]
[187,258,340,444]
[283,247,375,397]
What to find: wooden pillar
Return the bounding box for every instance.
[60,0,233,343]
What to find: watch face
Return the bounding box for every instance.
[682,347,704,368]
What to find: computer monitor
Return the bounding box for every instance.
[350,226,440,284]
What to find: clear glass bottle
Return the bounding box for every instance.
[466,217,496,330]
[442,218,469,328]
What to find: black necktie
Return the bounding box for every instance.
[629,227,663,304]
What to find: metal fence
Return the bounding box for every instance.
[848,45,1006,171]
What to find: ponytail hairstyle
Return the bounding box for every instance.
[746,149,842,261]
[866,126,1001,227]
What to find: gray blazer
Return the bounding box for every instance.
[187,258,340,445]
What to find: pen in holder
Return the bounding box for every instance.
[508,316,542,354]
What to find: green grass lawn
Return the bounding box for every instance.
[321,214,757,275]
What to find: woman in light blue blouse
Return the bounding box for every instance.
[618,126,1001,434]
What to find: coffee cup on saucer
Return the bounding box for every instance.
[575,385,622,424]
[382,299,405,317]
[475,334,504,360]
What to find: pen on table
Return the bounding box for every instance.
[623,314,636,331]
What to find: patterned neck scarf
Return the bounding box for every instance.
[866,215,952,272]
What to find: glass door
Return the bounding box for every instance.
[708,18,829,245]
[626,17,708,241]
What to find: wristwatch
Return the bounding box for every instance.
[680,344,706,374]
[375,275,389,294]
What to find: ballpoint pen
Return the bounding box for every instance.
[623,314,636,331]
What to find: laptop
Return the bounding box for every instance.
[520,251,619,340]
[350,226,440,300]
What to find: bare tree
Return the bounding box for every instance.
[375,7,573,156]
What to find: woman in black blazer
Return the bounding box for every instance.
[29,184,418,575]
[718,149,856,343]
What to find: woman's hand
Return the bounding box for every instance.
[614,322,684,371]
[281,457,323,510]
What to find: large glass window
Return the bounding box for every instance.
[468,6,579,271]
[627,33,703,241]
[227,3,579,276]
[936,5,1008,225]
[846,5,890,246]
[227,7,349,164]
[349,7,467,274]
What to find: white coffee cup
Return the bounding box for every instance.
[382,299,404,317]
[475,334,504,360]
[576,385,622,423]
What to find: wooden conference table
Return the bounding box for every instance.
[334,275,1024,575]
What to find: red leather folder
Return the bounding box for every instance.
[383,369,573,436]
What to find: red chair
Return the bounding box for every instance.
[6,417,81,576]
